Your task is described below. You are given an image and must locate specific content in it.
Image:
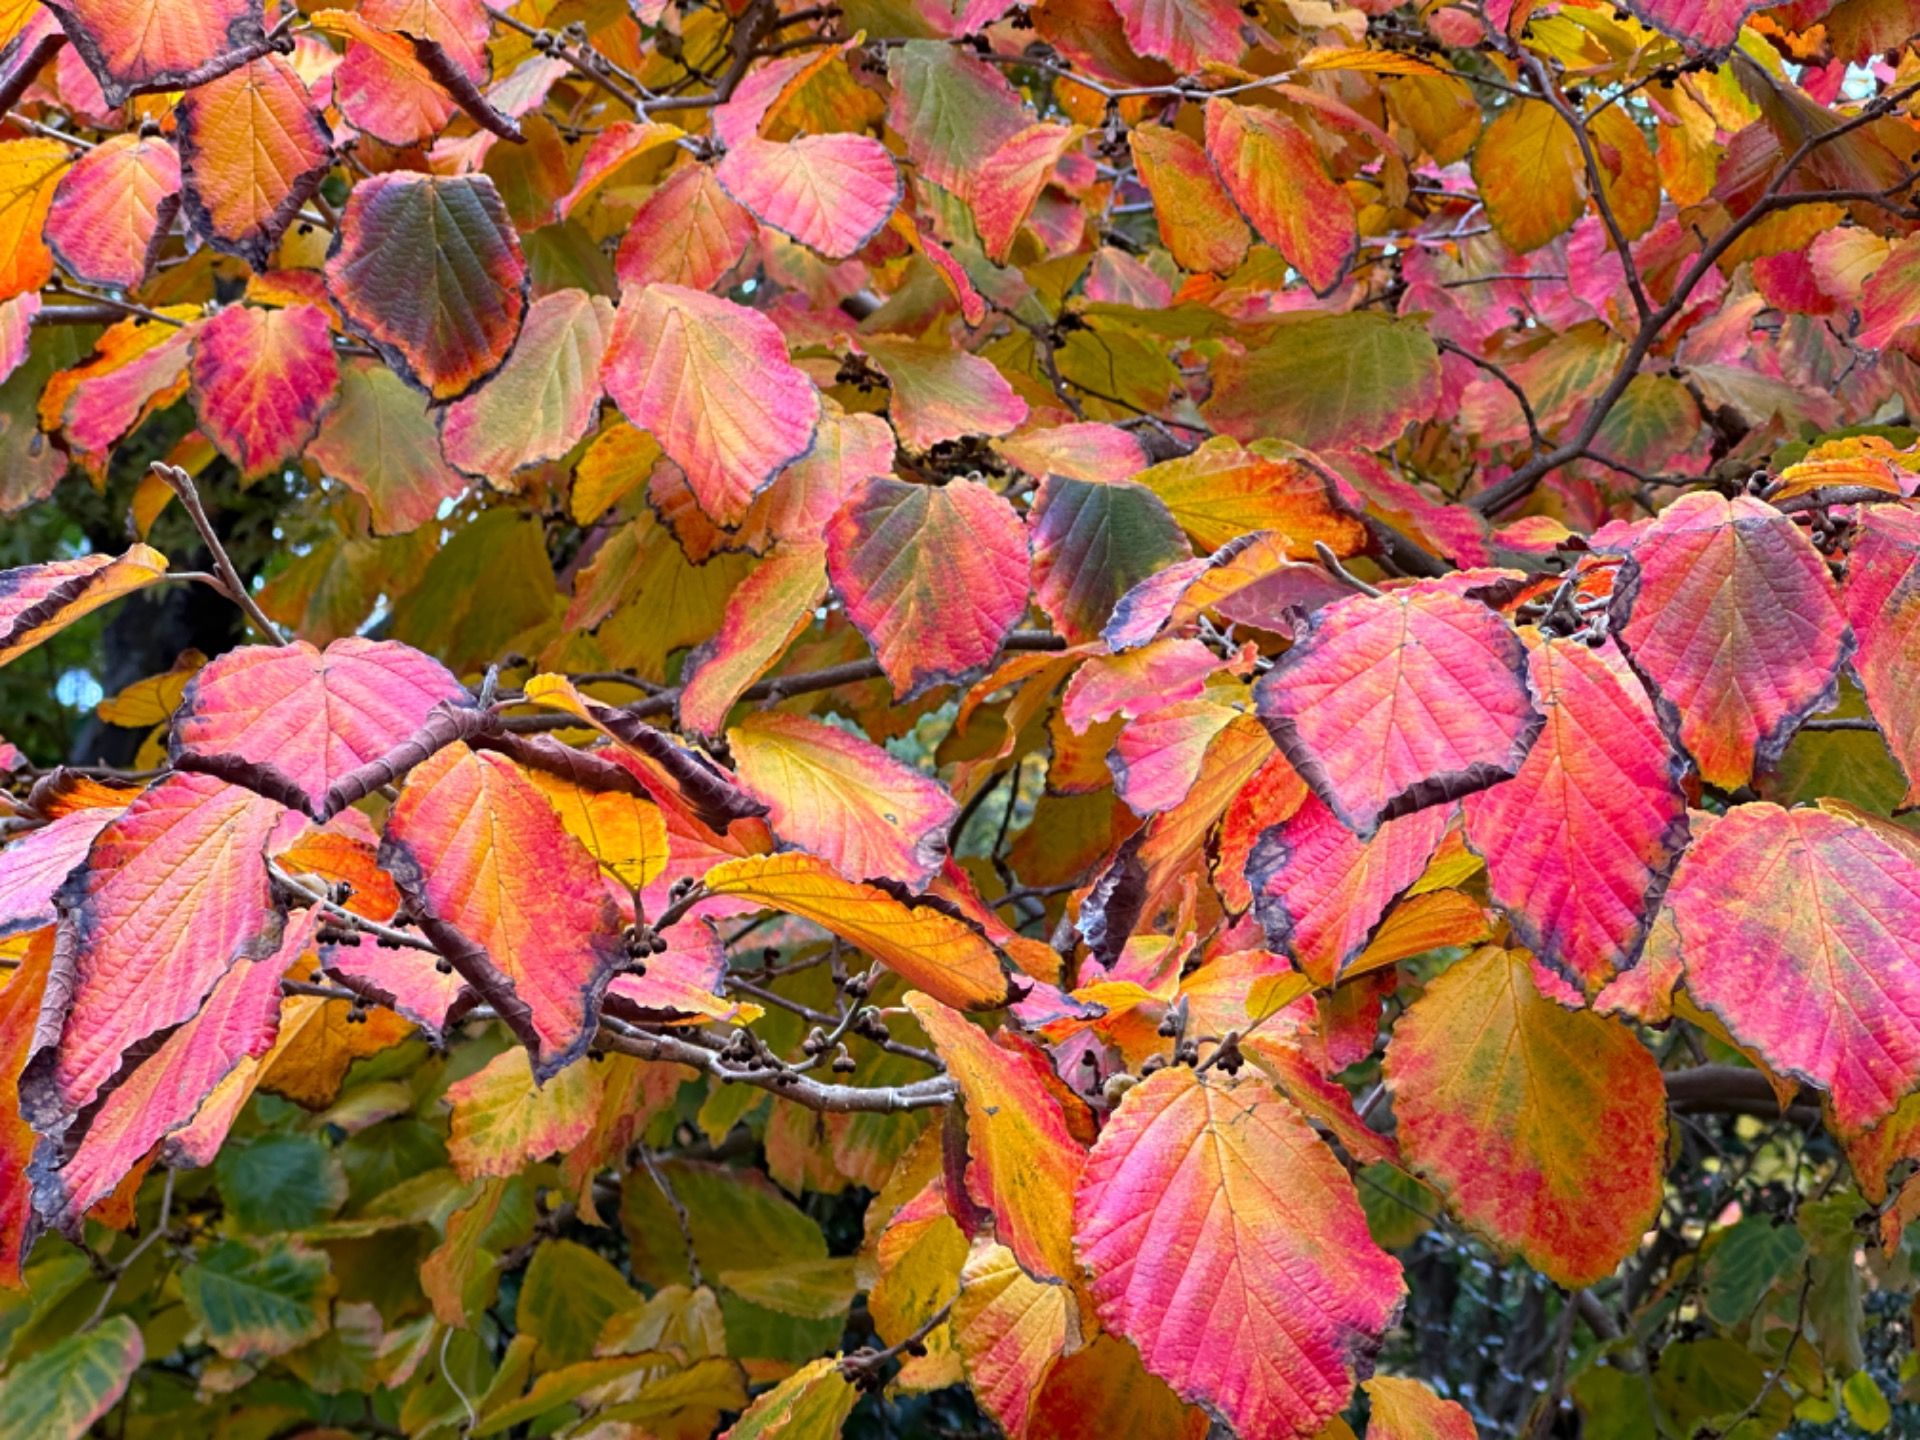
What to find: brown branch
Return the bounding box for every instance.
[151,463,287,643]
[1470,83,1920,517]
[497,630,1068,733]
[596,1019,956,1113]
[1522,54,1651,325]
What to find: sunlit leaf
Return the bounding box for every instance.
[1385,945,1668,1286]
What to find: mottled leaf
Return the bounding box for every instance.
[827,476,1029,700]
[907,994,1086,1283]
[438,288,615,485]
[43,132,179,289]
[189,304,339,478]
[0,1313,142,1440]
[1030,476,1191,645]
[1667,802,1920,1134]
[731,713,958,891]
[325,173,530,403]
[602,283,820,526]
[379,742,624,1077]
[1385,945,1668,1286]
[702,853,1012,1010]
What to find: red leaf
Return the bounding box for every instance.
[0,806,121,940]
[1462,638,1690,993]
[1845,504,1920,807]
[189,304,340,479]
[714,133,900,260]
[1614,492,1849,790]
[1667,802,1920,1134]
[38,910,314,1230]
[1205,99,1356,296]
[0,930,50,1283]
[601,283,820,526]
[1248,795,1449,986]
[42,132,179,289]
[971,122,1082,263]
[827,476,1031,698]
[325,173,531,403]
[1073,1066,1403,1438]
[378,742,624,1078]
[613,164,757,292]
[1109,0,1245,69]
[171,638,471,817]
[46,0,269,104]
[21,774,285,1124]
[1255,588,1542,836]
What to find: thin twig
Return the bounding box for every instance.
[151,463,286,643]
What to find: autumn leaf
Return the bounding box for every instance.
[702,853,1013,1010]
[20,773,285,1125]
[1255,588,1542,836]
[177,56,331,269]
[1666,802,1920,1134]
[325,173,530,402]
[907,994,1086,1284]
[1614,492,1850,790]
[730,713,958,891]
[379,742,625,1078]
[601,283,820,526]
[1385,945,1668,1286]
[170,638,471,817]
[826,475,1031,699]
[1461,638,1689,993]
[1073,1066,1404,1438]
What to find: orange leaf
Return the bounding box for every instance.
[730,712,959,890]
[703,853,1013,1010]
[380,742,624,1077]
[906,994,1087,1283]
[177,55,332,269]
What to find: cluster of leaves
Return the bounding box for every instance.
[7,0,1920,1437]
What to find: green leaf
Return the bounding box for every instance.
[516,1239,641,1369]
[716,1258,858,1321]
[1703,1216,1806,1328]
[215,1134,348,1234]
[0,1315,143,1440]
[180,1237,334,1360]
[1842,1370,1892,1433]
